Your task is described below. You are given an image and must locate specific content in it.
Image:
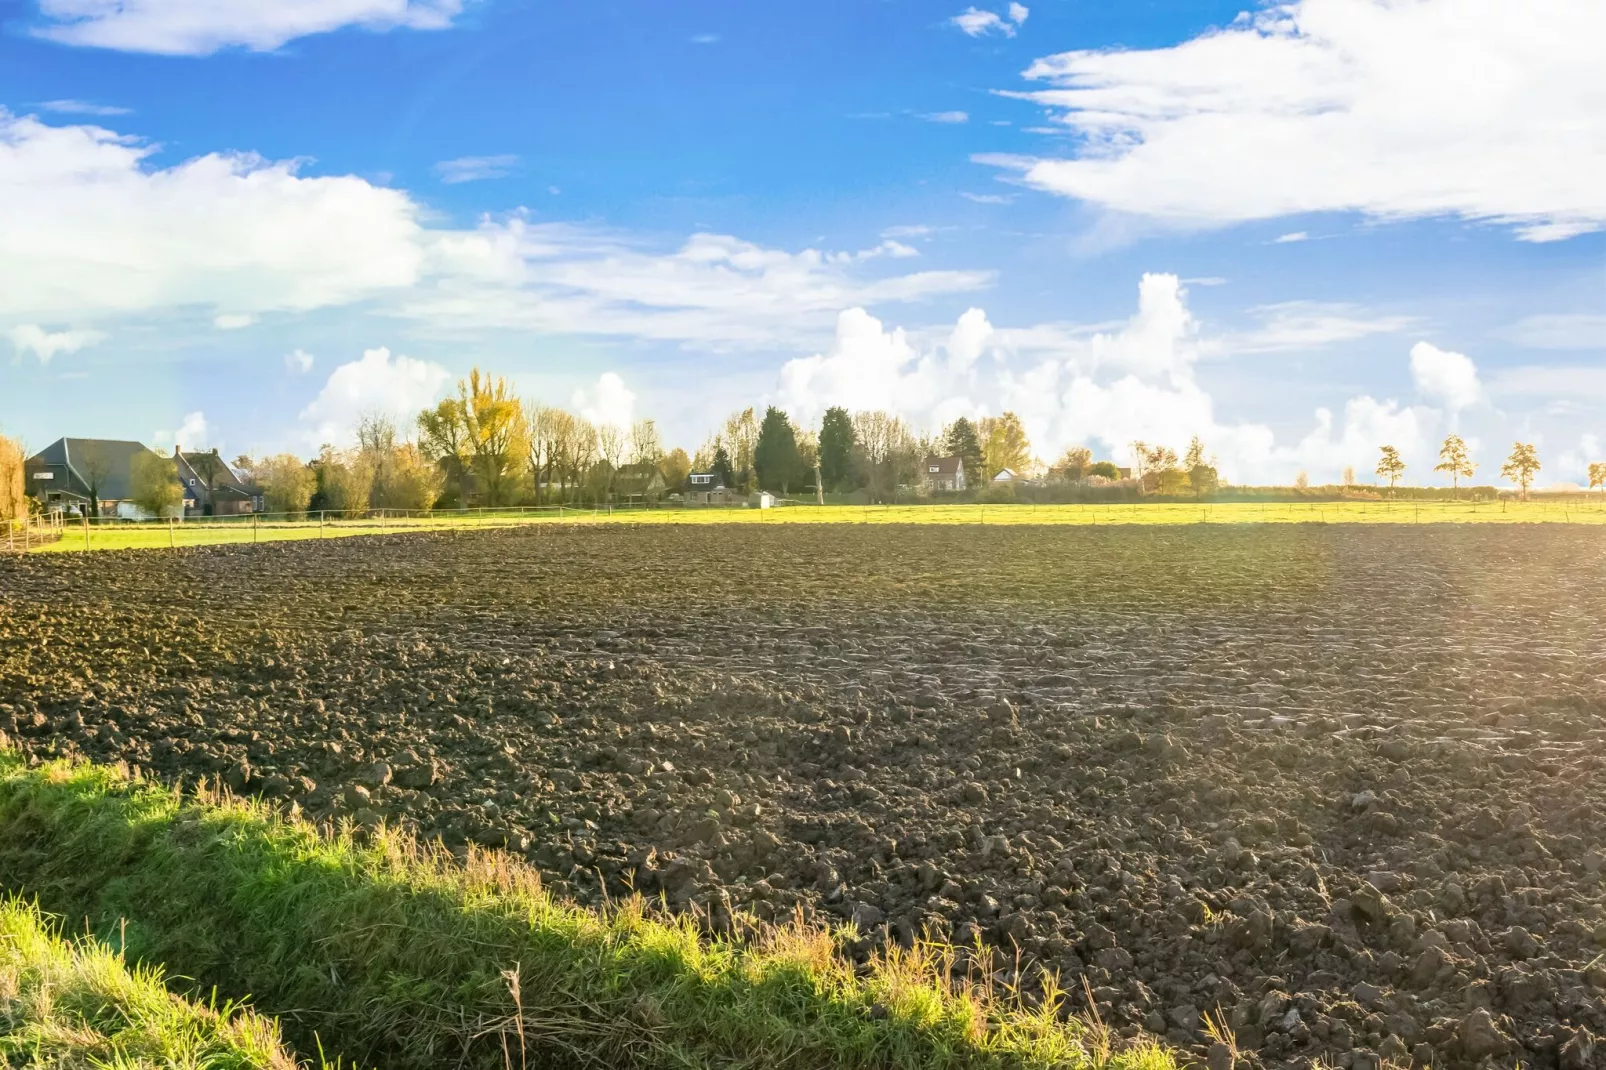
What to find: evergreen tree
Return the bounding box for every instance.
[818,407,855,491]
[942,417,985,491]
[711,444,735,488]
[754,407,802,493]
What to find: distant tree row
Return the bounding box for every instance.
[1374,435,1546,499]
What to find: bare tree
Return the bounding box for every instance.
[525,402,563,505]
[723,408,760,492]
[560,415,598,503]
[75,441,115,518]
[595,422,626,502]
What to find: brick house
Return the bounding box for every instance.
[923,455,966,492]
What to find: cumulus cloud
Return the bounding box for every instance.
[31,0,463,55]
[298,347,451,447]
[153,410,210,450]
[989,0,1606,240]
[285,349,315,374]
[1409,341,1482,411]
[573,372,636,432]
[8,323,105,363]
[213,313,255,330]
[0,111,424,321]
[776,273,1450,484]
[434,154,520,184]
[950,4,1027,37]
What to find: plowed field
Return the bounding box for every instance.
[3,525,1604,1069]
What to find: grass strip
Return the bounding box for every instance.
[0,749,1177,1070]
[0,894,313,1069]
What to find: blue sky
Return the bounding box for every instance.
[1,0,1602,483]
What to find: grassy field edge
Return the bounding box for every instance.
[0,895,313,1068]
[22,497,1606,552]
[0,747,1178,1070]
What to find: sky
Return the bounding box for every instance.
[1,0,1603,485]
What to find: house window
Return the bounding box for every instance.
[929,466,939,473]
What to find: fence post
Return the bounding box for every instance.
[320,510,326,537]
[83,512,90,550]
[169,517,175,550]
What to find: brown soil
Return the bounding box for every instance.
[2,525,1604,1069]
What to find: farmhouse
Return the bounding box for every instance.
[173,448,262,516]
[685,471,739,505]
[24,437,156,518]
[613,461,667,502]
[923,454,966,493]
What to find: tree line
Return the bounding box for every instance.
[1375,435,1554,500]
[3,385,1604,523]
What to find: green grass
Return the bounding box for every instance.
[0,896,311,1069]
[0,749,1176,1070]
[22,497,1606,553]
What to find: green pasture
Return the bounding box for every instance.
[15,497,1606,553]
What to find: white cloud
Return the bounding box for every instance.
[992,0,1606,240]
[1489,364,1606,401]
[1,113,982,352]
[923,111,970,124]
[690,33,719,45]
[0,111,424,321]
[8,323,105,363]
[1216,301,1416,353]
[1499,313,1606,350]
[31,0,463,55]
[951,4,1026,37]
[776,273,1452,483]
[153,410,210,450]
[38,100,130,116]
[405,219,991,347]
[285,348,315,374]
[573,372,636,431]
[961,192,1012,204]
[1409,341,1482,411]
[1272,231,1309,244]
[434,154,520,184]
[213,313,255,330]
[1556,432,1605,480]
[298,347,451,447]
